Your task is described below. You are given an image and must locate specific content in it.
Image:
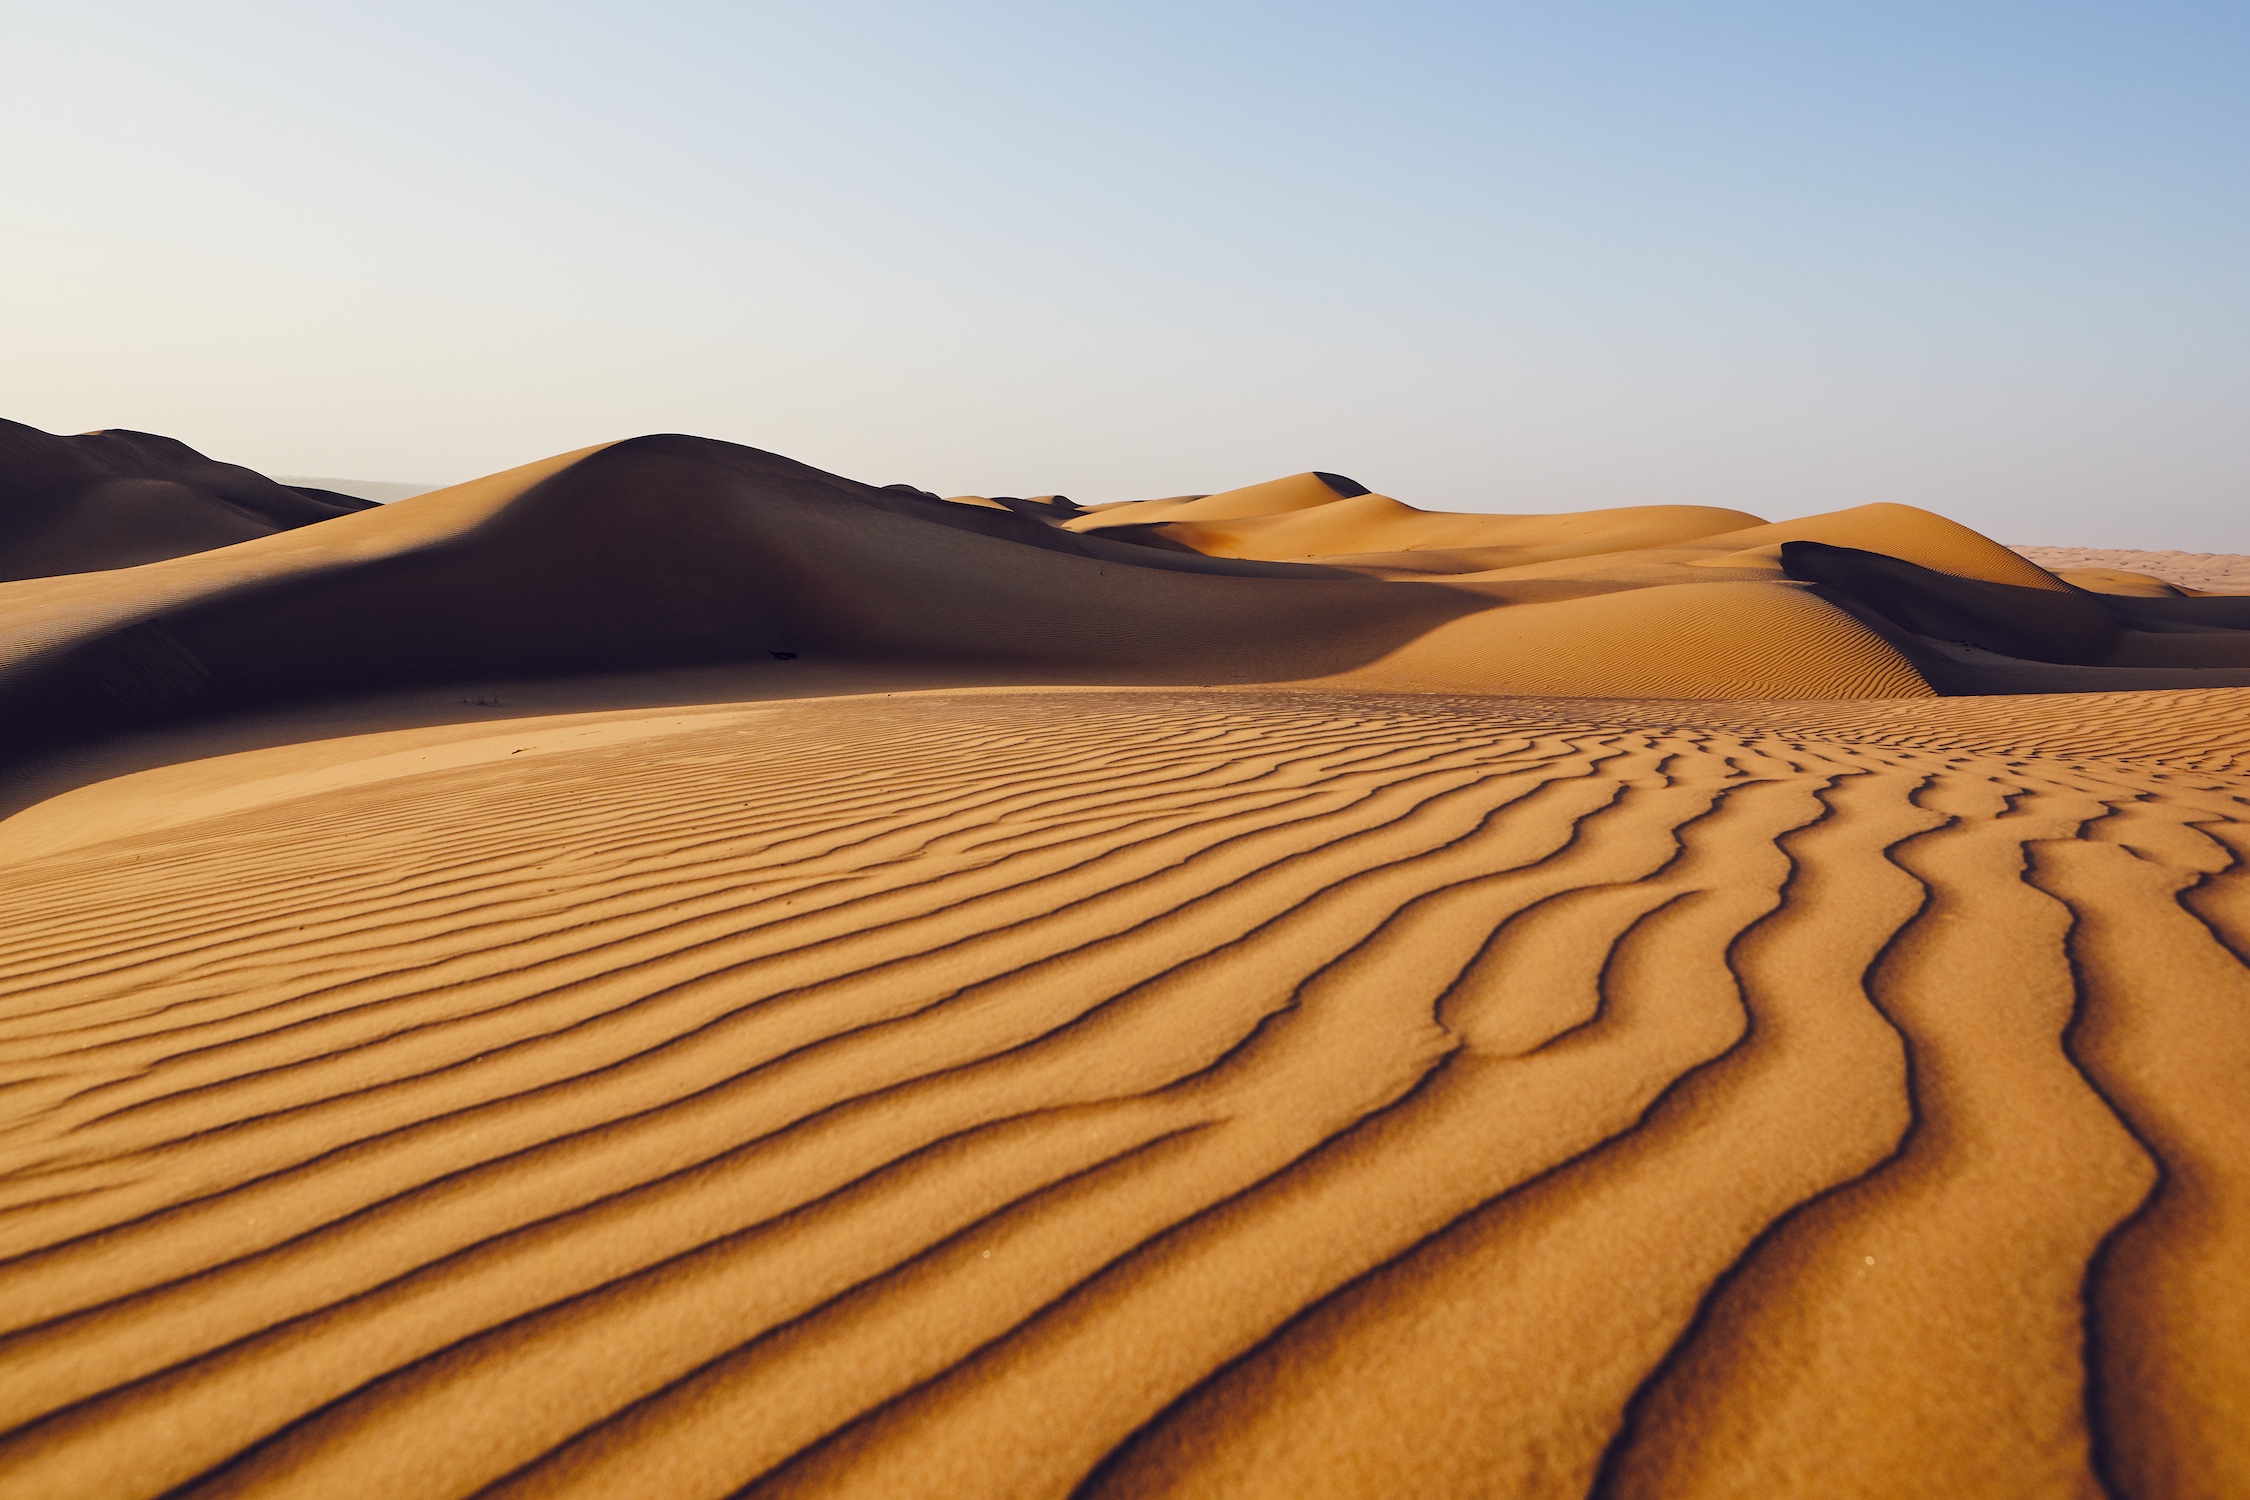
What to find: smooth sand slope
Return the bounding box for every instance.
[2,431,2248,1499]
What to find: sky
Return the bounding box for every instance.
[2,2,2244,545]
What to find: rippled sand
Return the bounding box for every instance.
[0,686,2243,1497]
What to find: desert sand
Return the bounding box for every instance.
[1,426,2246,1498]
[2011,546,2250,598]
[0,420,373,584]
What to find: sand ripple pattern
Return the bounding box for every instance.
[1,690,2246,1499]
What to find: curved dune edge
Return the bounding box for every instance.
[0,684,2245,1498]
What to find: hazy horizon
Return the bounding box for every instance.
[4,2,2244,547]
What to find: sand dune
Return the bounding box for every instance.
[2012,546,2250,596]
[12,438,2250,763]
[2,439,1936,760]
[2,430,2247,1497]
[0,420,374,583]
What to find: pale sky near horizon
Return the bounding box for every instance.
[3,2,2244,545]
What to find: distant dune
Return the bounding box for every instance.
[1,429,2246,1498]
[2012,545,2250,596]
[0,419,374,583]
[274,477,442,505]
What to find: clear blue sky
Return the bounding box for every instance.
[3,2,2244,545]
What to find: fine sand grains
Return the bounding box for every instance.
[0,687,2247,1498]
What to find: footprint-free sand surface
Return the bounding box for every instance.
[2013,546,2250,596]
[2,427,2247,1497]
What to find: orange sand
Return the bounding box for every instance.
[2,432,2247,1498]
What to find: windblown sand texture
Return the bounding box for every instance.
[3,428,2249,1498]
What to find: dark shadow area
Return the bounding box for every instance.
[1781,541,2250,694]
[0,418,375,581]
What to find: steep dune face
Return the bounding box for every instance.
[0,687,2245,1499]
[0,420,374,582]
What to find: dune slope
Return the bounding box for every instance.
[0,420,374,582]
